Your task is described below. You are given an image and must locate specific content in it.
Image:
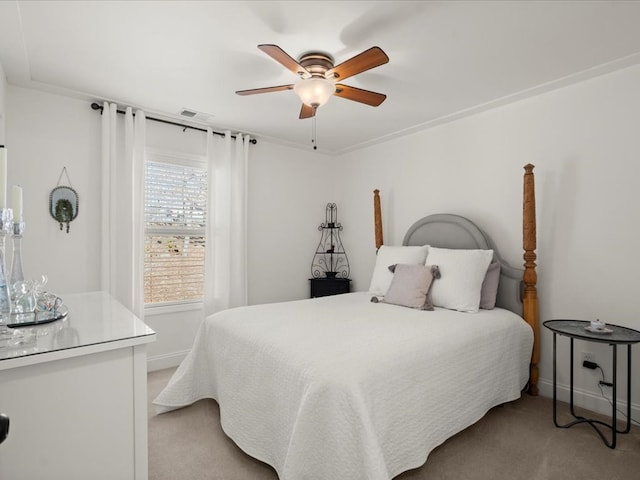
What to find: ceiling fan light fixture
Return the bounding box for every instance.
[294,77,336,108]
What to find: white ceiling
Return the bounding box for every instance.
[2,1,640,154]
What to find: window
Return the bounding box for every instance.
[144,153,207,305]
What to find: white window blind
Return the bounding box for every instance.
[144,158,207,305]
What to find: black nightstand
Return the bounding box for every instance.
[543,319,640,448]
[309,278,351,298]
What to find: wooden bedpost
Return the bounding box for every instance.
[374,189,384,250]
[523,164,539,396]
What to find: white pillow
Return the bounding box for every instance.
[368,245,429,296]
[426,247,493,313]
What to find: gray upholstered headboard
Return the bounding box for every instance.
[402,214,523,316]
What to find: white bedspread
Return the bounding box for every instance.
[154,292,533,480]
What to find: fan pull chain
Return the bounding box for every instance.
[312,115,317,150]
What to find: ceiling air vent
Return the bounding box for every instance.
[179,108,212,122]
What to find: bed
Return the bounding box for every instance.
[154,165,540,480]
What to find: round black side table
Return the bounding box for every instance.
[543,319,640,448]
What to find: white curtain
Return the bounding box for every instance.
[204,130,249,316]
[100,102,146,319]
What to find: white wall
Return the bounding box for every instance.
[6,86,102,294]
[333,64,640,418]
[0,61,6,143]
[247,141,333,305]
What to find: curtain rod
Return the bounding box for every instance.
[90,102,257,144]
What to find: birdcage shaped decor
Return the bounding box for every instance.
[311,203,350,279]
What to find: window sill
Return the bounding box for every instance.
[144,301,204,316]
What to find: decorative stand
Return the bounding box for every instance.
[309,203,351,298]
[311,203,350,279]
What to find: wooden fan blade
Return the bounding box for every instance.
[236,84,294,96]
[327,46,389,81]
[334,84,386,106]
[258,44,311,78]
[299,103,316,119]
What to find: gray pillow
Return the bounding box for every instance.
[480,261,500,310]
[383,264,440,310]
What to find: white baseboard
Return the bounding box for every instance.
[538,377,640,422]
[147,350,189,372]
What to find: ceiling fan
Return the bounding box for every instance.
[236,44,389,119]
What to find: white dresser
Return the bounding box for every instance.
[0,291,156,480]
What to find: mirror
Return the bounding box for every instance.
[49,186,78,233]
